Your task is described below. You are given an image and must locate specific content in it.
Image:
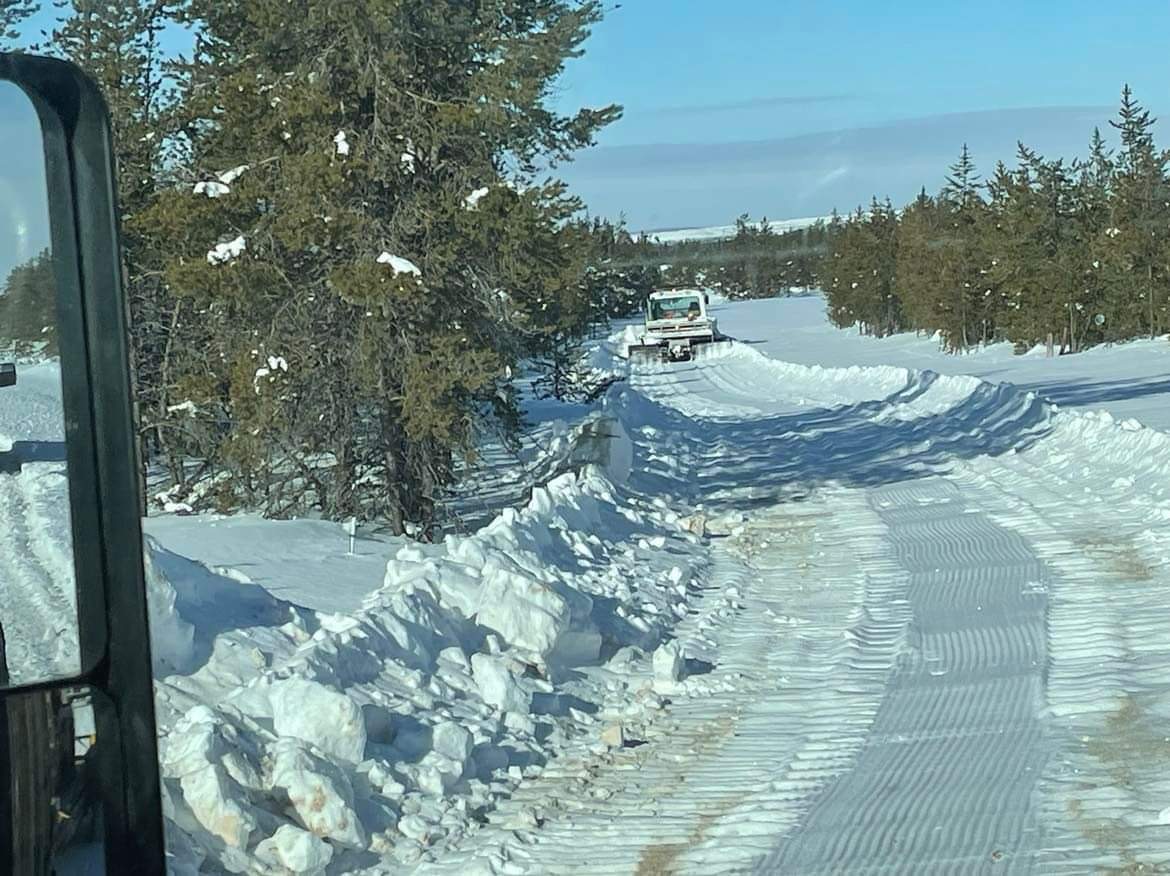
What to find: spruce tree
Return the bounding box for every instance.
[895,188,944,338]
[0,0,36,48]
[52,0,181,490]
[936,144,988,350]
[147,0,620,531]
[1098,85,1170,339]
[1072,128,1114,345]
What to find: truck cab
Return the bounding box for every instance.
[630,288,720,362]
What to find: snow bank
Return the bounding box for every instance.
[157,409,707,871]
[144,538,198,676]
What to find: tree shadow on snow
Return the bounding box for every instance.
[1011,372,1170,412]
[627,369,1054,513]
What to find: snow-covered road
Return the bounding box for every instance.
[8,296,1170,873]
[433,326,1170,874]
[0,361,78,684]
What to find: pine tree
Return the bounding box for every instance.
[52,0,181,492]
[0,248,56,353]
[935,144,988,350]
[895,188,944,337]
[147,0,620,531]
[1098,85,1170,339]
[986,145,1080,352]
[1071,128,1114,345]
[0,0,36,48]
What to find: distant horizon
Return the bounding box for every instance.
[11,2,1170,252]
[564,103,1133,233]
[553,1,1170,229]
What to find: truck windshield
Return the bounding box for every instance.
[649,296,701,321]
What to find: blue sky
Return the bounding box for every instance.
[6,0,1169,277]
[552,0,1170,229]
[0,83,52,282]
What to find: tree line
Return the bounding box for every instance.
[826,86,1170,354]
[604,218,831,299]
[2,0,655,533]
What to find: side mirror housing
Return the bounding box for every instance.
[0,51,164,874]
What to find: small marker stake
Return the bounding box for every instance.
[344,516,357,555]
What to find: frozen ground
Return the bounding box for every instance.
[7,296,1170,873]
[641,215,826,244]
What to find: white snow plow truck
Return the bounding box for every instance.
[627,288,727,363]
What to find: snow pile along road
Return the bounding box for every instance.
[153,409,728,873]
[14,292,1170,873]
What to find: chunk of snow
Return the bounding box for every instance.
[269,738,366,848]
[254,824,333,874]
[194,180,230,198]
[376,252,422,277]
[163,710,259,850]
[464,186,490,210]
[269,678,367,764]
[193,165,248,198]
[653,641,683,682]
[207,235,246,265]
[400,139,417,174]
[600,723,624,748]
[143,540,197,675]
[219,165,248,185]
[471,653,530,713]
[334,129,350,156]
[474,558,570,658]
[431,721,473,764]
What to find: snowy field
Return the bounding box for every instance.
[639,215,825,244]
[718,294,1170,431]
[7,294,1170,872]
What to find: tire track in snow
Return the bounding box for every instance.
[0,462,79,684]
[758,477,1049,874]
[419,489,912,875]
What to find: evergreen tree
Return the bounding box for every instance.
[0,248,56,354]
[986,145,1080,352]
[1097,85,1170,339]
[0,0,36,48]
[936,144,989,349]
[894,188,944,336]
[825,201,900,336]
[52,0,180,485]
[1071,128,1114,346]
[146,0,620,531]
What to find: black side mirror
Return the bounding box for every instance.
[0,52,164,874]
